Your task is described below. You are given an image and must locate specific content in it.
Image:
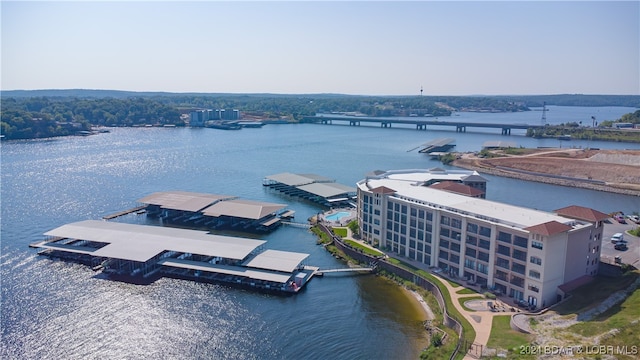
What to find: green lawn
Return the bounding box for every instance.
[568,286,640,337]
[456,288,479,295]
[486,315,533,356]
[343,239,384,257]
[552,272,638,315]
[332,227,348,237]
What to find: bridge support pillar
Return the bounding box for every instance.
[349,120,360,126]
[416,124,427,130]
[381,122,391,128]
[456,125,466,133]
[501,128,511,135]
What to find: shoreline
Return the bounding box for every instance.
[451,149,640,197]
[452,160,640,197]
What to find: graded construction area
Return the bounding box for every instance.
[453,149,640,196]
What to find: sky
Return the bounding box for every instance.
[1,1,638,96]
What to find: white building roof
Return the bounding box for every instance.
[359,174,577,230]
[381,168,485,184]
[44,220,266,263]
[201,199,286,219]
[242,249,309,273]
[138,191,234,212]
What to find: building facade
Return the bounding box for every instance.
[356,169,607,309]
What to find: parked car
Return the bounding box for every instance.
[626,215,640,224]
[614,242,628,250]
[614,214,626,224]
[611,233,624,244]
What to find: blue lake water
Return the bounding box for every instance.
[1,106,639,359]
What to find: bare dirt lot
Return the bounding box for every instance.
[453,149,640,196]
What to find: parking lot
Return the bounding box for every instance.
[600,218,640,268]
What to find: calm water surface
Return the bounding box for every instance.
[1,106,639,359]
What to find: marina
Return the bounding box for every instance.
[30,220,317,293]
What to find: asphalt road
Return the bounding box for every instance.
[600,218,640,268]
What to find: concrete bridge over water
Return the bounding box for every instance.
[301,115,543,135]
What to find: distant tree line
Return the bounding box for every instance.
[1,91,637,140]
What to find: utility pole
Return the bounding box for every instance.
[541,102,547,126]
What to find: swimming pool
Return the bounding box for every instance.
[325,211,351,221]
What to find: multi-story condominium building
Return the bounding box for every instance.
[356,169,608,309]
[190,109,240,127]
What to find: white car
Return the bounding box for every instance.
[611,233,624,244]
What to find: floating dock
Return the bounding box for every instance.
[263,173,356,208]
[137,191,292,233]
[418,138,456,153]
[32,220,316,293]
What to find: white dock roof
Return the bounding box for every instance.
[297,182,356,198]
[159,258,293,283]
[138,191,235,212]
[265,173,316,186]
[44,220,265,263]
[201,199,286,219]
[242,249,309,273]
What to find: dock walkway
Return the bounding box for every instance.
[102,205,146,220]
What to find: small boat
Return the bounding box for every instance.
[558,135,571,141]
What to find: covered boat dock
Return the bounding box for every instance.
[32,220,315,293]
[139,191,290,232]
[263,173,356,207]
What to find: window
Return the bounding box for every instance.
[410,208,417,217]
[512,262,526,275]
[466,235,477,246]
[496,257,510,269]
[440,239,450,249]
[450,254,460,264]
[495,270,508,281]
[510,276,525,288]
[530,256,542,265]
[451,218,462,229]
[513,235,528,248]
[479,226,491,237]
[532,240,543,250]
[439,251,449,260]
[478,251,489,262]
[450,242,461,253]
[498,244,510,256]
[465,247,476,257]
[498,231,512,244]
[441,228,450,238]
[452,231,461,241]
[441,216,450,225]
[528,284,539,293]
[426,212,433,221]
[467,223,478,234]
[409,240,416,249]
[476,262,488,274]
[464,258,475,269]
[512,249,527,262]
[479,239,491,250]
[529,270,541,279]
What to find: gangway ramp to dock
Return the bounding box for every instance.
[281,221,311,229]
[102,205,146,220]
[316,267,374,276]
